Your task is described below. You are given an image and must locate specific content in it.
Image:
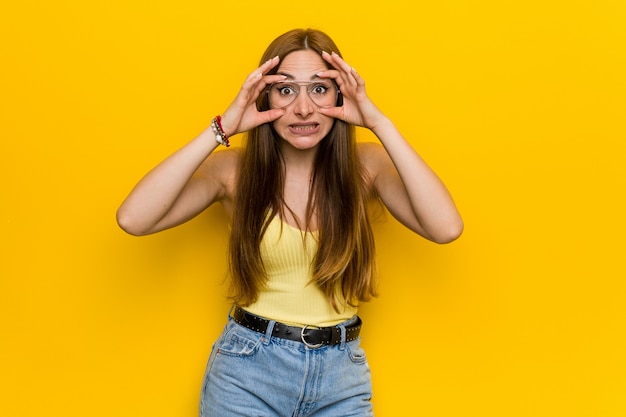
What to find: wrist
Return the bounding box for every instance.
[218,111,237,138]
[211,116,230,147]
[369,114,393,136]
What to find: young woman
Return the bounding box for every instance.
[117,28,463,417]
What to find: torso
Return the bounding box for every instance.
[244,215,358,326]
[209,142,381,326]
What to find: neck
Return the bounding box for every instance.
[280,143,318,181]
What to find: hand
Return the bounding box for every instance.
[317,51,385,131]
[219,57,287,137]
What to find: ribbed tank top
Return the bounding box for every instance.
[243,216,358,327]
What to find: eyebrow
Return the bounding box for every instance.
[277,72,323,81]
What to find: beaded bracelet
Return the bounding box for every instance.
[211,115,230,147]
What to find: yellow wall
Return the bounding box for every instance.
[2,1,625,416]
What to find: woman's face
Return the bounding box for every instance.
[270,49,336,151]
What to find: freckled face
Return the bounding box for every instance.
[270,50,335,151]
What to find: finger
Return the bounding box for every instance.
[321,51,350,76]
[316,68,340,80]
[320,50,335,68]
[350,66,365,87]
[329,52,352,71]
[324,53,359,90]
[325,58,366,97]
[243,75,287,103]
[254,74,287,93]
[258,108,287,124]
[258,55,280,73]
[241,72,286,106]
[321,50,348,69]
[261,73,288,88]
[317,106,344,121]
[324,52,355,76]
[243,56,281,87]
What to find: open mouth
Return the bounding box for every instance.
[289,123,320,135]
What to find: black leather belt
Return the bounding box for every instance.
[231,306,362,348]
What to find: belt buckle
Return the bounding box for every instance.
[300,325,324,349]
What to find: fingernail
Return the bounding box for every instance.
[322,51,330,56]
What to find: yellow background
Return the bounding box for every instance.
[2,0,625,416]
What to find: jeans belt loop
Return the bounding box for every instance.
[263,319,276,346]
[338,324,347,350]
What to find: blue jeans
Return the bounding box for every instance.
[200,314,374,417]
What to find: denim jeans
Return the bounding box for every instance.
[200,314,373,417]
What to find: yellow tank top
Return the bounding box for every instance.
[243,216,358,327]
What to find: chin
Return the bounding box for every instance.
[282,134,326,151]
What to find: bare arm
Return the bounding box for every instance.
[116,129,226,236]
[319,52,463,244]
[116,57,287,236]
[360,129,464,244]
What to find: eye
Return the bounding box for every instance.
[310,84,329,95]
[276,84,297,96]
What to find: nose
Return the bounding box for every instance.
[292,85,315,118]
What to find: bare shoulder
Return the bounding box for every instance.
[357,141,391,176]
[357,141,385,160]
[356,141,389,195]
[206,146,242,168]
[197,147,242,204]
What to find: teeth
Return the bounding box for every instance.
[292,125,316,131]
